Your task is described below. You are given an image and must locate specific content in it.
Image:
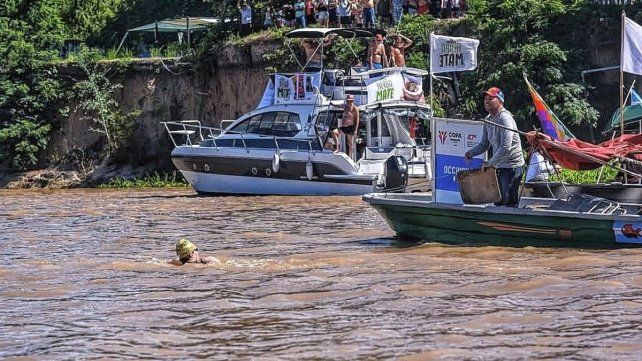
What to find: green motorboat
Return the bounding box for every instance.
[363,193,642,248]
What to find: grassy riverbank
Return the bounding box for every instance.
[98,172,188,188]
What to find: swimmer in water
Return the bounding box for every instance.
[168,239,218,266]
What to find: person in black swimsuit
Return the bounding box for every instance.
[339,94,360,158]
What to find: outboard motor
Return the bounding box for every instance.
[383,155,408,192]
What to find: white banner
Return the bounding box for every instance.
[622,17,642,76]
[274,72,322,104]
[275,74,295,103]
[365,73,404,103]
[430,33,479,74]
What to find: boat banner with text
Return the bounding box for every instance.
[430,33,479,74]
[274,72,322,104]
[432,118,484,204]
[365,73,404,104]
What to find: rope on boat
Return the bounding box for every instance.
[477,118,642,179]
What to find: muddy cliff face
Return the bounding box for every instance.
[44,41,278,183]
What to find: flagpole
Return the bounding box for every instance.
[620,10,626,136]
[429,31,433,117]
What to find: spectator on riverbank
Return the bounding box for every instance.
[238,1,253,36]
[391,0,403,24]
[295,0,307,27]
[338,0,352,27]
[306,0,317,25]
[168,239,218,266]
[407,0,419,14]
[376,0,391,26]
[328,0,339,26]
[284,4,296,27]
[430,0,440,18]
[264,5,275,28]
[317,0,329,27]
[352,1,364,27]
[361,0,375,28]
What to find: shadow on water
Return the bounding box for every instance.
[356,237,426,249]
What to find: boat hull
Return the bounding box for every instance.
[181,170,374,195]
[364,194,642,248]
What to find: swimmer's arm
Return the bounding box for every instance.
[200,256,220,264]
[168,259,183,266]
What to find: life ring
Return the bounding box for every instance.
[272,152,281,173]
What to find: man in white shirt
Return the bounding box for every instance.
[526,151,556,182]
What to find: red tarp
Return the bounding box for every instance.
[526,131,642,171]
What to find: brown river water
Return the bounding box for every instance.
[1,188,641,360]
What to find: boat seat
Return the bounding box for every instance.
[548,194,622,215]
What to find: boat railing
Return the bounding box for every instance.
[162,120,223,147]
[163,120,319,153]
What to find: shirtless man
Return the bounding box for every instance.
[340,94,360,158]
[368,33,388,70]
[301,35,335,71]
[389,33,413,67]
[168,239,218,266]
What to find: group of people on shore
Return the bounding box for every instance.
[238,0,466,35]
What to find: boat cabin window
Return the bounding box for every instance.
[229,111,302,137]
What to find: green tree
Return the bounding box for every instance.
[457,0,598,132]
[73,49,140,154]
[0,0,69,169]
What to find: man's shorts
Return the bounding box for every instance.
[317,11,329,20]
[339,125,356,134]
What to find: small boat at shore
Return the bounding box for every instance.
[363,192,642,248]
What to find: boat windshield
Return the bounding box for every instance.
[227,111,302,137]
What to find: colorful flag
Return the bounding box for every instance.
[430,33,479,74]
[631,89,642,105]
[524,77,575,141]
[622,17,642,76]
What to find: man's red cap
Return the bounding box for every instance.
[481,87,505,103]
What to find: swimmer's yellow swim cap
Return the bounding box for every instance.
[175,239,196,259]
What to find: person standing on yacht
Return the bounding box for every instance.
[301,35,335,71]
[368,33,388,70]
[389,33,412,67]
[340,94,360,158]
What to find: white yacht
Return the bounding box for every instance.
[162,28,433,195]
